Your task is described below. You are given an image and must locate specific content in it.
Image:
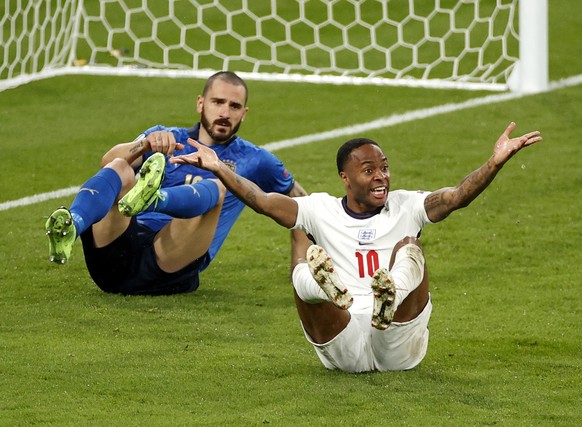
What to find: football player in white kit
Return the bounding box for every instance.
[171,122,542,372]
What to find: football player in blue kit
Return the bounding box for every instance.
[45,71,307,295]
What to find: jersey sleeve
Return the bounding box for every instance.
[142,124,166,137]
[292,193,322,233]
[141,125,190,143]
[411,190,432,226]
[253,149,295,195]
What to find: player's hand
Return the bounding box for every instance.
[492,122,542,166]
[145,131,184,156]
[169,138,220,171]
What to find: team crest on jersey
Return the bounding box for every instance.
[222,159,237,173]
[358,229,376,242]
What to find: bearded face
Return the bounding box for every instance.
[196,79,248,145]
[200,107,242,143]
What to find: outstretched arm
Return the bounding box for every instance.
[425,122,543,223]
[170,139,299,228]
[286,181,313,271]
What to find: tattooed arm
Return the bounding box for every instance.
[425,122,542,223]
[425,157,501,223]
[285,181,313,271]
[170,138,299,228]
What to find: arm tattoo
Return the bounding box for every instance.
[245,190,258,209]
[129,140,145,155]
[234,174,260,210]
[457,158,497,204]
[427,157,500,222]
[424,191,443,213]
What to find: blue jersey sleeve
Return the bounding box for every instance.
[251,149,295,195]
[142,125,190,143]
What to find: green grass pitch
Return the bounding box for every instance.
[0,1,581,425]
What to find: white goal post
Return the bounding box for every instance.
[0,0,548,93]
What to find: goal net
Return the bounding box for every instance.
[0,0,547,93]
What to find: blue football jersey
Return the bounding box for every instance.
[135,124,295,267]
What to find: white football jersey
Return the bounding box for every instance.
[293,190,432,300]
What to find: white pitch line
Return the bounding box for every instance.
[1,74,581,213]
[263,74,582,153]
[0,186,81,211]
[263,91,519,152]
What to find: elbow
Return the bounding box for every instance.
[456,199,472,210]
[251,203,294,229]
[100,154,111,168]
[245,197,272,218]
[251,204,268,216]
[101,147,120,168]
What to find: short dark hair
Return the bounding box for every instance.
[336,138,380,174]
[202,71,248,105]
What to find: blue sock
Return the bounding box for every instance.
[149,180,220,218]
[70,167,122,235]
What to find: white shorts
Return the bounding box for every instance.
[301,297,432,373]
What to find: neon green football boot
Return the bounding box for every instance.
[118,152,166,216]
[45,207,76,264]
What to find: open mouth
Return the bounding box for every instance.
[371,186,387,198]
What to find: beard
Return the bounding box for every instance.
[200,108,242,143]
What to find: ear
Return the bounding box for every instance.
[241,106,249,122]
[339,171,349,185]
[196,95,204,113]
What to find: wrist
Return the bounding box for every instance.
[488,155,504,170]
[129,139,148,156]
[215,159,228,175]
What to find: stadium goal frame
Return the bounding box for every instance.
[0,0,548,93]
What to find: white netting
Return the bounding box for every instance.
[0,0,82,88]
[1,0,525,92]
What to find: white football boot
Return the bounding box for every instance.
[306,245,353,310]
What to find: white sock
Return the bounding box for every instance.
[390,244,425,307]
[292,262,329,303]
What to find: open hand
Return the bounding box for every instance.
[169,138,221,172]
[493,122,543,166]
